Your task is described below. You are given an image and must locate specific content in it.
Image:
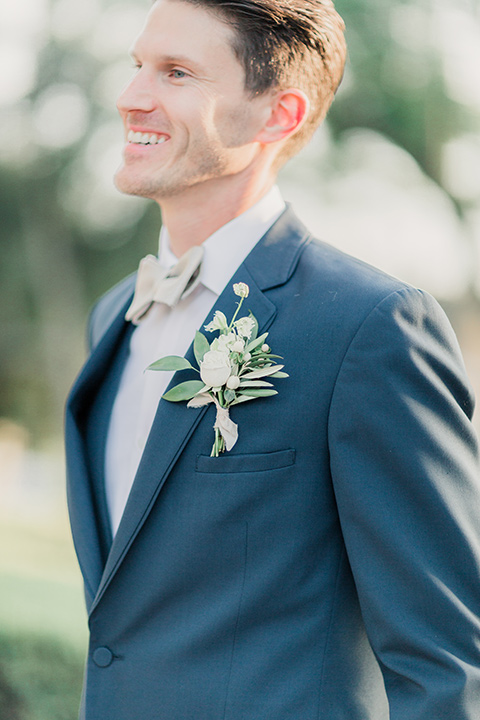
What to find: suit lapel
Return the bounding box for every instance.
[66,294,134,601]
[89,207,311,611]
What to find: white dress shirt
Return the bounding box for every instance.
[105,186,286,535]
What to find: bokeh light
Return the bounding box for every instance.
[443,134,480,202]
[281,128,472,299]
[33,83,90,148]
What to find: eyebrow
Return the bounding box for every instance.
[130,48,206,75]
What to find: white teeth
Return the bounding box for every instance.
[127,129,167,145]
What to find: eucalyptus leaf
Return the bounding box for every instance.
[231,394,256,406]
[148,356,195,372]
[246,332,269,353]
[239,380,273,388]
[162,380,206,402]
[248,311,259,342]
[224,388,236,404]
[238,388,278,398]
[252,353,283,360]
[240,364,284,380]
[193,331,210,366]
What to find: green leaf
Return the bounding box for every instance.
[162,380,206,402]
[246,332,269,353]
[248,311,259,342]
[270,371,289,378]
[239,380,273,388]
[240,364,284,380]
[251,353,283,361]
[193,331,210,366]
[224,388,236,404]
[238,388,278,398]
[148,356,195,372]
[231,394,256,406]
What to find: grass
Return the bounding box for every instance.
[0,632,85,720]
[0,513,88,719]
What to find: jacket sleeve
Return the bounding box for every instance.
[328,286,480,720]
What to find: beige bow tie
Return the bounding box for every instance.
[125,245,204,324]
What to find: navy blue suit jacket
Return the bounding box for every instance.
[66,208,480,719]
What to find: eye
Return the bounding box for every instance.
[171,69,187,80]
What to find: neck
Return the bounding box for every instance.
[158,168,277,257]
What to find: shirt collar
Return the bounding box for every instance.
[158,186,286,296]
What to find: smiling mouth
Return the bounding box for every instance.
[127,130,168,145]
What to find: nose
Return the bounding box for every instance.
[117,68,157,115]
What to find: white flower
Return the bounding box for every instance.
[234,316,255,339]
[204,310,228,333]
[212,332,236,352]
[232,339,245,353]
[200,350,231,388]
[226,375,240,390]
[233,282,249,298]
[243,352,252,362]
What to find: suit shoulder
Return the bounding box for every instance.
[300,236,410,301]
[88,273,136,351]
[287,234,450,338]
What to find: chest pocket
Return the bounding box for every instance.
[195,448,296,474]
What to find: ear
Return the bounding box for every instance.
[255,89,310,145]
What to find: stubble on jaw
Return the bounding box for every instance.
[114,139,230,201]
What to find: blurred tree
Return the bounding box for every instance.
[0,662,24,720]
[0,632,84,720]
[0,1,159,438]
[333,0,475,195]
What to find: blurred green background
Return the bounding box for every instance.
[1,0,479,717]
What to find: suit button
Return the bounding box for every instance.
[93,647,114,667]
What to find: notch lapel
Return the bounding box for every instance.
[66,292,134,601]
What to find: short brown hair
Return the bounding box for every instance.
[183,0,347,162]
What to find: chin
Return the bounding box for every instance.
[114,168,154,198]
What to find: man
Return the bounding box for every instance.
[65,0,480,718]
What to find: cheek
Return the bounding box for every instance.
[215,101,259,148]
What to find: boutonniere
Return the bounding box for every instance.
[148,282,288,457]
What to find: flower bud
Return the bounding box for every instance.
[234,317,255,339]
[233,282,249,298]
[243,352,251,362]
[226,375,240,390]
[204,310,228,333]
[261,344,270,353]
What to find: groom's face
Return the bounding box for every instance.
[115,0,272,202]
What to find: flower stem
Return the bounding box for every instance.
[228,296,245,331]
[211,427,221,457]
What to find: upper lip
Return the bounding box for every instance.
[127,125,169,137]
